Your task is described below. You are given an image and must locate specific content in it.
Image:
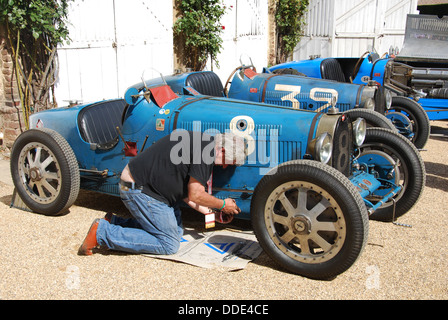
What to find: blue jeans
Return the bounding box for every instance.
[96,184,183,255]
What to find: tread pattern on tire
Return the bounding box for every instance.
[344,108,397,131]
[251,160,369,279]
[390,96,430,149]
[11,128,80,215]
[364,127,426,221]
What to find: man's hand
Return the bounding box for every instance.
[187,178,241,216]
[222,198,241,215]
[215,199,240,224]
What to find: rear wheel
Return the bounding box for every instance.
[10,129,80,215]
[251,160,368,280]
[386,96,430,149]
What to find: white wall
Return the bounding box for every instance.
[56,0,174,105]
[205,0,269,83]
[293,0,419,60]
[56,0,269,104]
[55,0,419,105]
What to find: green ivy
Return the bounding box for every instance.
[1,0,71,46]
[174,0,226,71]
[275,0,309,64]
[0,0,72,129]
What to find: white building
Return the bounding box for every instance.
[55,0,419,105]
[294,0,419,60]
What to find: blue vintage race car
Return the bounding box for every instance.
[166,59,430,152]
[10,74,425,279]
[172,61,397,133]
[267,15,448,150]
[268,55,432,150]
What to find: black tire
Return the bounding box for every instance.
[251,160,369,280]
[359,128,425,222]
[344,109,397,131]
[10,128,80,215]
[387,96,430,149]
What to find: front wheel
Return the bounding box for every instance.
[251,160,369,280]
[344,109,397,131]
[10,128,80,215]
[358,128,425,221]
[386,96,430,149]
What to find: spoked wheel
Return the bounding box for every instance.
[358,128,425,222]
[251,160,368,280]
[386,96,430,149]
[10,129,80,215]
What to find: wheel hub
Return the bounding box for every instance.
[17,142,63,205]
[29,167,43,182]
[291,216,312,235]
[264,181,347,264]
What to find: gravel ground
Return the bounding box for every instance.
[0,121,447,301]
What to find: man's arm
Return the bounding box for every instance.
[187,177,240,215]
[183,198,212,215]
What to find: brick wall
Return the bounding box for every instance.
[0,25,25,156]
[267,0,277,67]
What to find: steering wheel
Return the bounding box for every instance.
[350,51,370,83]
[224,55,258,97]
[223,64,258,97]
[223,66,243,97]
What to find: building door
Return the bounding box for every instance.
[56,0,173,105]
[294,0,418,60]
[333,0,419,56]
[212,0,268,82]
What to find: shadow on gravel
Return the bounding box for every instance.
[423,161,448,192]
[0,193,12,208]
[74,190,129,217]
[430,124,448,142]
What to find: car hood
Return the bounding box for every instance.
[396,14,448,63]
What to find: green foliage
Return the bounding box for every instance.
[0,0,72,129]
[0,0,71,46]
[174,0,226,71]
[275,0,309,63]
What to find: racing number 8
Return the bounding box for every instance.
[230,115,256,156]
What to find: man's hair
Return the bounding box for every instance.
[214,132,247,166]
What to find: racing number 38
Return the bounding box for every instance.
[275,84,338,112]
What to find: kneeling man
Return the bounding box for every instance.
[79,130,245,256]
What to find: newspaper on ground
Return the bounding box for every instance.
[145,228,263,270]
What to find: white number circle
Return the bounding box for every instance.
[230,115,256,155]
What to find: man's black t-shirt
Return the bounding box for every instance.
[128,131,215,207]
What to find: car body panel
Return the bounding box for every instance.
[163,69,378,115]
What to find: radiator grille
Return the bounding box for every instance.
[331,116,352,177]
[176,121,300,165]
